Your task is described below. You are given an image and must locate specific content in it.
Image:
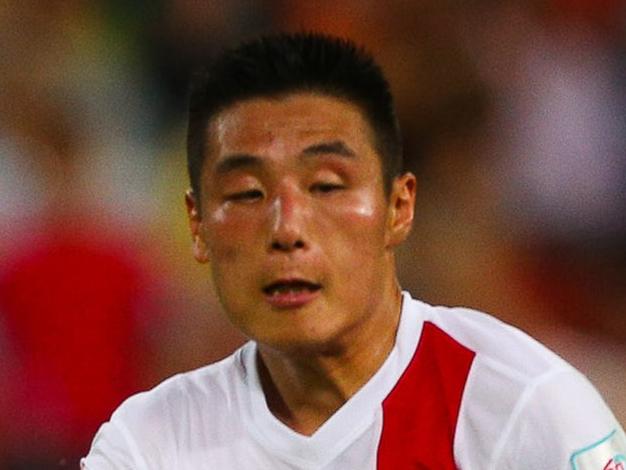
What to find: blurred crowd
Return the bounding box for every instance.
[1,0,625,467]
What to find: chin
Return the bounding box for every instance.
[257,326,348,357]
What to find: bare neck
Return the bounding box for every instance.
[256,284,403,436]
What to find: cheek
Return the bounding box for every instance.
[203,207,260,263]
[338,191,386,231]
[203,210,260,306]
[322,191,388,251]
[344,191,379,219]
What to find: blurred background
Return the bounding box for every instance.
[1,0,625,467]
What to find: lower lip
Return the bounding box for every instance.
[264,288,321,309]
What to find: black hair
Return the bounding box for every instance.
[187,32,402,198]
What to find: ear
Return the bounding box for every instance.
[185,189,210,264]
[385,172,417,248]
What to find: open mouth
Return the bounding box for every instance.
[263,280,322,296]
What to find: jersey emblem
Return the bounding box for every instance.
[602,457,625,470]
[570,429,626,470]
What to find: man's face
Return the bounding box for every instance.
[187,92,415,353]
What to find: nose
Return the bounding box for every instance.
[268,186,307,253]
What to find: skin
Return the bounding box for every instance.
[186,92,416,434]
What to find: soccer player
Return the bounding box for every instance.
[82,33,625,469]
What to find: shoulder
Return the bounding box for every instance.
[407,296,569,380]
[403,295,625,469]
[82,343,252,469]
[116,345,247,425]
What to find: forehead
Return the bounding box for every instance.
[204,93,379,167]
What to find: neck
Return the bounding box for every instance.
[257,282,403,435]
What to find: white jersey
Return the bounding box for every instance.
[82,293,625,469]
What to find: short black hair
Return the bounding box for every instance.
[187,32,402,198]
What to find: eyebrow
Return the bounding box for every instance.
[214,154,262,175]
[301,140,356,159]
[213,140,356,175]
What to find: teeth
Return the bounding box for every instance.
[272,285,305,295]
[266,282,319,295]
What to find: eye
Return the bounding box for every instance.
[311,182,345,194]
[226,189,264,202]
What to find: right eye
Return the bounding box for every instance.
[225,189,264,202]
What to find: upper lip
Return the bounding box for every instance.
[262,277,322,294]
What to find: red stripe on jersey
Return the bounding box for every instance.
[377,321,475,469]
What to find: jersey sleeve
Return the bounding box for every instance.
[492,368,626,470]
[81,420,149,470]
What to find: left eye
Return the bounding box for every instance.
[226,189,264,202]
[311,183,345,193]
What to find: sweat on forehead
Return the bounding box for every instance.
[202,93,376,181]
